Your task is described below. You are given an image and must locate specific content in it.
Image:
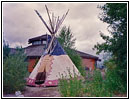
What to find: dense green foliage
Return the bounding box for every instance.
[94,3,127,92]
[57,26,85,77]
[3,44,28,93]
[58,26,76,49]
[104,58,126,92]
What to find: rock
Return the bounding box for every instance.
[15,91,24,97]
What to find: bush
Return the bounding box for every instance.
[105,69,124,93]
[104,58,126,93]
[59,73,84,97]
[84,57,126,97]
[3,49,28,93]
[85,70,112,97]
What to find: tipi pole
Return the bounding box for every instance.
[34,10,52,34]
[45,5,54,33]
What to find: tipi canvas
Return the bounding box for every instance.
[26,5,81,87]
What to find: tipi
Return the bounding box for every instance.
[27,5,81,87]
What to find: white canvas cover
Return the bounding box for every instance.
[27,54,81,87]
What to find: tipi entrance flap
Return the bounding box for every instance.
[35,55,54,84]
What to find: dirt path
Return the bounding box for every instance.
[23,86,61,97]
[3,86,127,97]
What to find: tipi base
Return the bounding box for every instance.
[26,78,58,87]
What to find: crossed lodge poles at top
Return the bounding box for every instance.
[34,5,69,55]
[34,5,69,34]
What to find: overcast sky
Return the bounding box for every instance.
[3,2,109,57]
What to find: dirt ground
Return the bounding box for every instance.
[3,86,61,97]
[23,86,61,97]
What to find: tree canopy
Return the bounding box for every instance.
[94,3,127,91]
[57,26,76,49]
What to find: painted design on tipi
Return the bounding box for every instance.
[27,5,81,87]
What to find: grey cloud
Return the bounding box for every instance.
[3,2,108,57]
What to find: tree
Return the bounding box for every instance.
[58,26,76,49]
[94,3,127,91]
[3,47,28,93]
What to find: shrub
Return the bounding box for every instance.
[85,70,112,97]
[85,57,126,97]
[3,49,28,93]
[59,72,84,97]
[105,69,124,93]
[104,58,126,93]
